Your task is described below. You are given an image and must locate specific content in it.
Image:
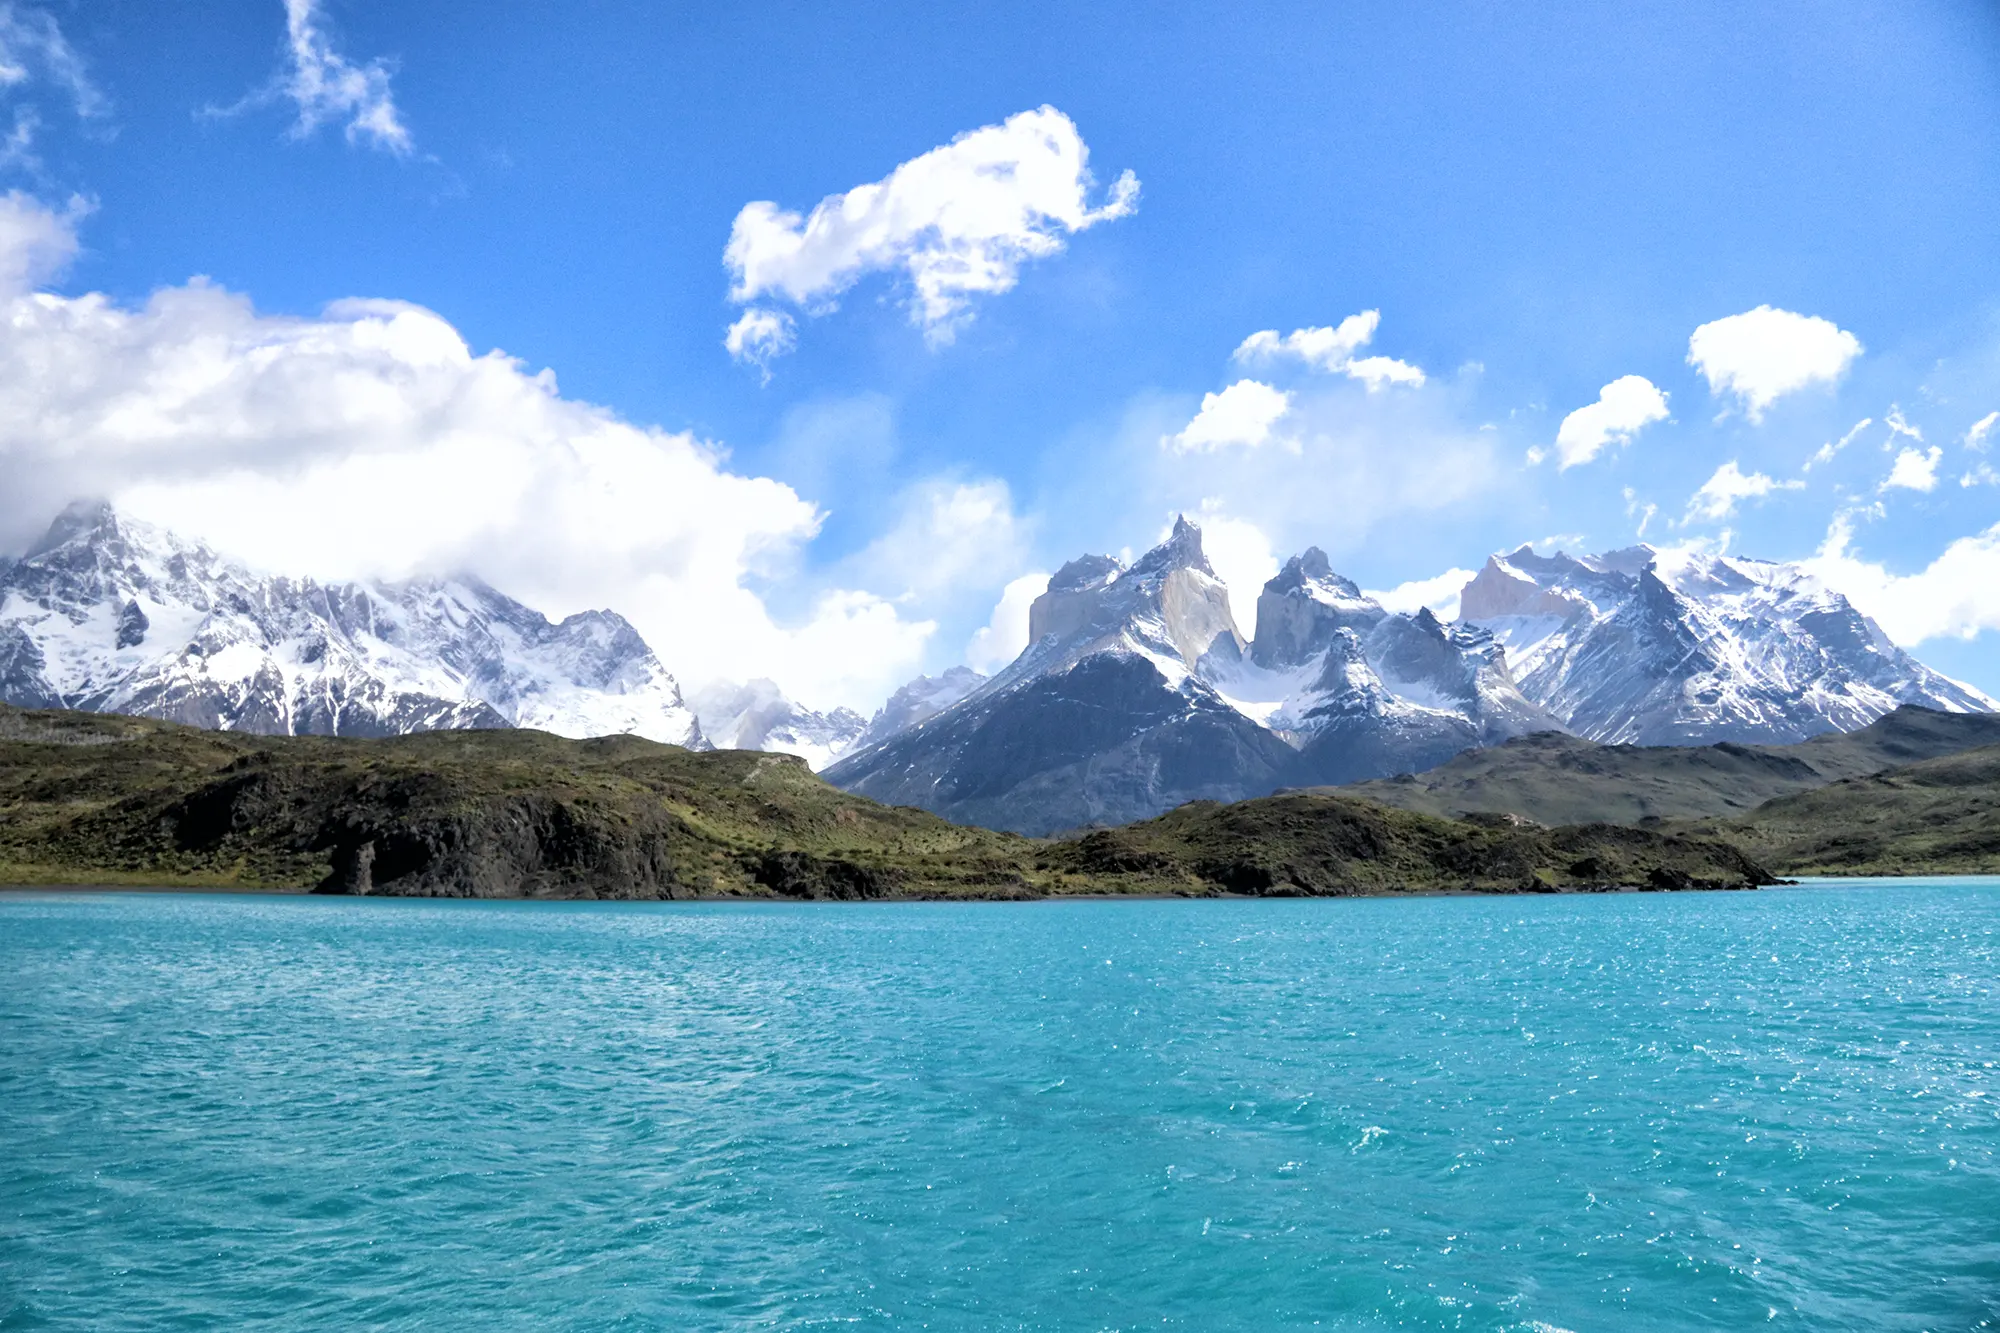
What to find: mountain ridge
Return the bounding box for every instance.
[4,502,1990,834]
[0,501,705,746]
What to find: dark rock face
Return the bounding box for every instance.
[154,761,697,899]
[750,851,901,900]
[0,625,59,709]
[832,654,1297,835]
[115,600,149,649]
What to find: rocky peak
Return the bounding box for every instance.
[1265,546,1360,600]
[1250,549,1383,670]
[1019,517,1241,675]
[26,499,121,559]
[1046,553,1122,595]
[1129,514,1214,580]
[2,501,704,747]
[1460,539,1993,744]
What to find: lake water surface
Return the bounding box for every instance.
[2,880,1995,1330]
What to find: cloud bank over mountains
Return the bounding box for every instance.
[0,193,948,711]
[2,3,1999,716]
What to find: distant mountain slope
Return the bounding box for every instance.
[0,503,703,745]
[826,519,1301,833]
[688,678,868,771]
[0,703,1772,896]
[1338,705,2000,826]
[688,667,988,772]
[1461,545,1991,744]
[827,521,1549,833]
[1700,744,2000,876]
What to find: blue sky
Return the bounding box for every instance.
[5,0,2000,705]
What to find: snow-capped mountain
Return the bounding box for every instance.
[0,502,704,745]
[688,678,869,771]
[828,521,1993,832]
[857,666,987,748]
[13,502,1986,830]
[1206,548,1561,785]
[1460,544,1993,744]
[689,667,989,772]
[826,518,1535,832]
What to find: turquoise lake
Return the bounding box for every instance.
[2,881,1995,1330]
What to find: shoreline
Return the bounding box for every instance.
[6,875,1988,904]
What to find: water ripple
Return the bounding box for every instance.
[2,882,1996,1330]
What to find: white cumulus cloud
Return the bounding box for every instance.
[966,571,1050,674]
[1807,513,2000,645]
[1164,379,1293,452]
[1366,568,1475,621]
[0,187,80,292]
[1687,306,1862,421]
[0,196,935,712]
[1882,445,1943,493]
[722,105,1137,359]
[1232,310,1425,391]
[1685,460,1803,523]
[1547,374,1669,469]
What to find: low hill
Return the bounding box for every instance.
[0,704,1769,898]
[1695,743,2000,876]
[1043,793,1768,895]
[1335,705,2000,826]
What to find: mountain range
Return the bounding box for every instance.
[825,519,1989,832]
[1,503,1990,835]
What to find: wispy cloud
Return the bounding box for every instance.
[0,3,107,118]
[1684,459,1801,523]
[1964,410,1997,452]
[0,2,110,172]
[210,0,412,155]
[1233,310,1425,391]
[1805,416,1872,471]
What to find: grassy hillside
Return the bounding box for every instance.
[1044,792,1769,895]
[0,704,1770,898]
[1337,706,2000,826]
[1693,743,2000,876]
